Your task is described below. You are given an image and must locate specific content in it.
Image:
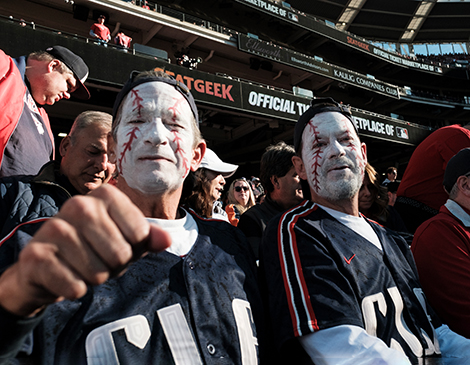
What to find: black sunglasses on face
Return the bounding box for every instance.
[235,186,249,192]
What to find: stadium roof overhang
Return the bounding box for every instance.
[288,0,470,44]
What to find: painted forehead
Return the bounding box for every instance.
[120,81,193,121]
[309,111,356,132]
[302,112,356,143]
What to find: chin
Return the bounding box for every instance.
[84,181,102,192]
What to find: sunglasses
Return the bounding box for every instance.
[235,186,249,192]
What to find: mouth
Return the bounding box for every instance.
[139,155,172,162]
[84,174,104,183]
[328,164,351,173]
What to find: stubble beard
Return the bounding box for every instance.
[313,159,363,201]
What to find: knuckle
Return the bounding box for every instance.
[60,195,91,215]
[20,242,54,267]
[90,183,119,201]
[108,244,133,268]
[86,271,110,287]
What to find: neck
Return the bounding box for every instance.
[312,193,360,216]
[453,195,470,213]
[117,179,182,219]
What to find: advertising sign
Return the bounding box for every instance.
[236,0,443,75]
[238,34,400,98]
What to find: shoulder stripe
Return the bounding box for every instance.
[0,217,51,247]
[277,200,319,337]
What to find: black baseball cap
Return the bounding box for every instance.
[443,148,470,193]
[294,97,357,153]
[45,46,90,99]
[113,71,199,124]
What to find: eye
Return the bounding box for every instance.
[165,119,183,129]
[87,149,101,156]
[311,141,325,149]
[66,76,77,93]
[129,119,144,124]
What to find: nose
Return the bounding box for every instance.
[94,153,108,172]
[328,140,346,158]
[144,119,168,146]
[220,175,226,185]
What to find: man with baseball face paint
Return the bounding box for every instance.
[0,70,264,364]
[259,97,470,365]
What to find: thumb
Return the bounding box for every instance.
[146,223,172,253]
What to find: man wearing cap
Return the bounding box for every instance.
[260,97,470,364]
[90,15,111,45]
[412,147,470,339]
[184,147,238,221]
[0,70,264,363]
[238,141,303,259]
[0,45,90,177]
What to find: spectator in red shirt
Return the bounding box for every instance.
[395,123,470,233]
[114,31,132,51]
[90,15,111,46]
[412,148,470,338]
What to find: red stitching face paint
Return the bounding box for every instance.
[168,97,185,122]
[300,112,366,200]
[171,130,190,178]
[164,96,191,178]
[118,126,140,173]
[307,122,322,193]
[113,82,196,195]
[130,89,144,118]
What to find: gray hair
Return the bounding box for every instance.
[69,111,112,145]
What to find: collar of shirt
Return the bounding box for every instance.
[445,199,470,227]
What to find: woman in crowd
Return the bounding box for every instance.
[181,148,238,221]
[225,178,256,226]
[359,163,408,233]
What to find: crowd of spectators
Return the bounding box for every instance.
[4,3,470,363]
[2,39,470,363]
[417,52,470,68]
[409,88,467,104]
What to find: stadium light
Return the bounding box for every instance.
[400,1,436,42]
[336,0,367,31]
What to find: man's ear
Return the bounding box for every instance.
[107,133,117,164]
[292,155,307,180]
[361,142,368,166]
[59,136,71,158]
[48,59,61,73]
[457,175,470,196]
[270,176,279,190]
[190,141,206,171]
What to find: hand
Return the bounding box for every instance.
[0,185,171,317]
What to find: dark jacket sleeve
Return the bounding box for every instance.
[0,305,44,363]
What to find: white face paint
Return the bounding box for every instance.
[114,81,196,195]
[300,111,366,201]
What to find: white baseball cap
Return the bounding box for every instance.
[200,148,238,178]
